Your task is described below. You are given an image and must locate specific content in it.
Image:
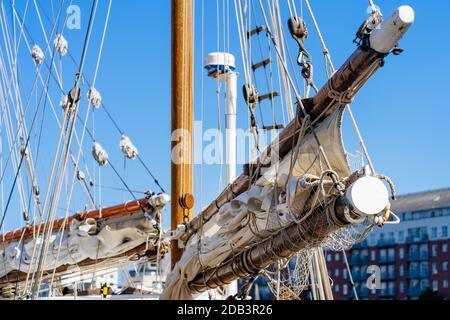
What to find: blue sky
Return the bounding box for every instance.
[2,0,450,230]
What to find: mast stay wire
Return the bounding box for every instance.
[0,0,66,233]
[31,0,99,299]
[13,1,165,197]
[48,0,114,294]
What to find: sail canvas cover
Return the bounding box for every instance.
[0,214,160,280]
[162,108,351,300]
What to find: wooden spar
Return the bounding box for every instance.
[0,240,168,287]
[0,199,150,243]
[188,196,352,293]
[184,46,384,240]
[170,0,194,268]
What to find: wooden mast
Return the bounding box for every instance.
[171,0,194,269]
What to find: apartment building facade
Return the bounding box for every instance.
[326,188,450,300]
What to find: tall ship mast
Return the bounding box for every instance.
[0,0,414,300]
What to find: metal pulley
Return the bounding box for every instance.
[242,84,259,107]
[287,16,308,40]
[287,17,313,80]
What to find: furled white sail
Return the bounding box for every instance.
[162,108,354,300]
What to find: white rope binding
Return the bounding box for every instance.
[92,142,109,166]
[60,95,68,110]
[31,45,45,64]
[54,34,68,56]
[120,135,139,160]
[87,87,102,109]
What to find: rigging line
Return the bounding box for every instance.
[33,0,63,87]
[72,112,158,199]
[49,0,112,290]
[31,0,98,294]
[0,2,62,189]
[27,0,89,299]
[252,0,337,178]
[65,52,165,194]
[11,2,64,91]
[64,52,166,194]
[108,160,139,203]
[92,0,112,86]
[304,0,376,175]
[92,183,148,195]
[74,0,98,87]
[10,14,98,193]
[0,0,65,233]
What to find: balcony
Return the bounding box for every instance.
[407,287,421,297]
[406,234,429,244]
[352,240,368,249]
[408,252,420,261]
[379,256,396,264]
[350,289,369,299]
[377,238,396,247]
[407,270,429,279]
[349,255,369,265]
[419,252,429,261]
[381,272,396,281]
[351,273,364,282]
[379,289,397,298]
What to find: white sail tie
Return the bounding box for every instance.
[54,34,68,56]
[31,45,45,64]
[92,142,109,166]
[87,87,102,109]
[120,135,139,160]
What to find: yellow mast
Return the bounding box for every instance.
[170,0,194,269]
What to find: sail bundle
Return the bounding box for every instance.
[0,194,170,295]
[162,108,363,299]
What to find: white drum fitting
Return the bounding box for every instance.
[204,52,236,74]
[369,5,415,54]
[345,176,389,216]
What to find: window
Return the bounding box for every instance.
[327,254,332,262]
[443,243,449,253]
[420,244,429,259]
[420,261,429,276]
[443,226,449,238]
[371,250,376,261]
[388,282,395,295]
[335,269,340,277]
[432,263,438,275]
[399,264,404,277]
[431,227,437,239]
[443,280,449,289]
[432,244,438,257]
[343,284,348,295]
[399,247,404,259]
[380,249,386,259]
[343,269,348,280]
[335,253,340,262]
[443,261,449,272]
[388,265,395,278]
[433,280,438,291]
[398,230,405,242]
[335,284,340,293]
[420,279,429,291]
[404,212,412,221]
[409,245,419,259]
[399,281,405,294]
[361,249,369,260]
[388,248,395,260]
